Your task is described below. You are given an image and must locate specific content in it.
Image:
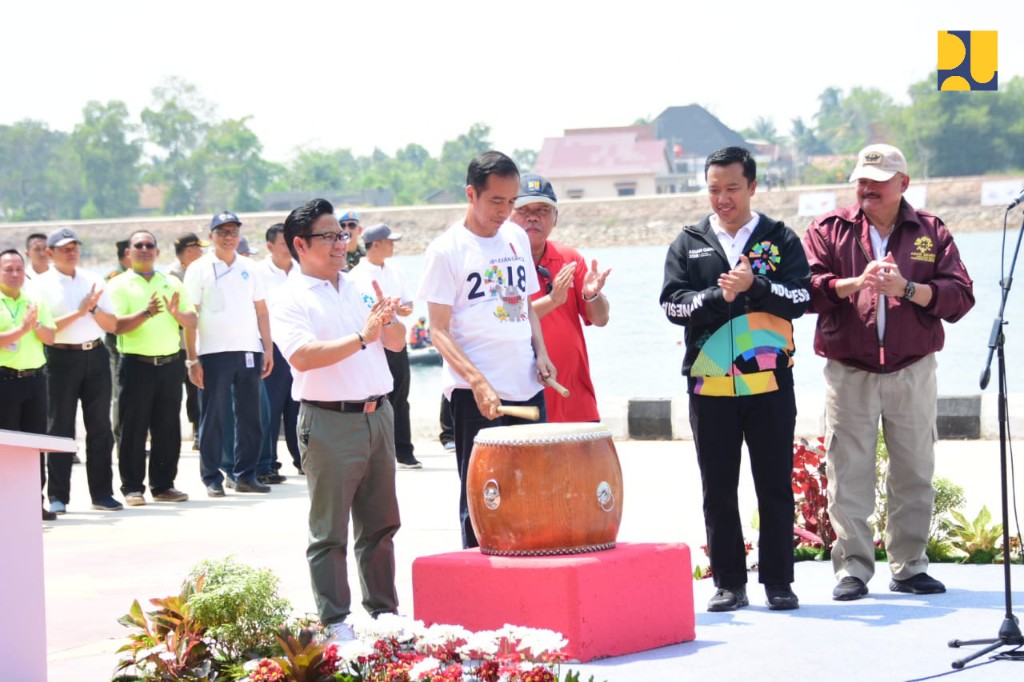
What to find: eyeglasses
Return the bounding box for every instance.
[536,265,554,294]
[516,204,555,219]
[304,231,351,245]
[132,242,157,250]
[340,221,360,230]
[214,228,240,237]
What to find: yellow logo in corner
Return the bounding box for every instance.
[911,236,935,263]
[938,31,997,91]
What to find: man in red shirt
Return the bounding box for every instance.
[510,174,611,422]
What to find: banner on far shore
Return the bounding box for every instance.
[980,180,1023,206]
[798,192,837,217]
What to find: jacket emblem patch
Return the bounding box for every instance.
[911,236,936,263]
[748,241,781,274]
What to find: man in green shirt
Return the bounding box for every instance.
[107,231,197,507]
[0,249,57,520]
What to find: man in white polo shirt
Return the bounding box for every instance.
[349,223,420,469]
[184,210,274,497]
[270,198,405,642]
[30,228,123,513]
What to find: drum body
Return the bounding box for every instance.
[467,422,623,556]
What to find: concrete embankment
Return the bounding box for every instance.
[2,174,1020,262]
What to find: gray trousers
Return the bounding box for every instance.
[825,354,937,583]
[299,399,401,625]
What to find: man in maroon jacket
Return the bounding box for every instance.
[803,144,974,602]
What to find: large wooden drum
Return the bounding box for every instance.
[467,422,623,556]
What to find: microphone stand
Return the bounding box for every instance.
[948,207,1024,669]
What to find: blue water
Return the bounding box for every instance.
[398,229,1024,404]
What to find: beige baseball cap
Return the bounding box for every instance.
[849,144,907,182]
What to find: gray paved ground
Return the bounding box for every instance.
[44,437,1024,681]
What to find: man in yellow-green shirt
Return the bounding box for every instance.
[0,249,57,521]
[107,231,197,507]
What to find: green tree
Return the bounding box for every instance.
[71,100,142,218]
[0,120,83,220]
[741,116,779,143]
[814,86,898,153]
[790,117,830,156]
[141,77,213,214]
[198,117,279,212]
[439,122,494,198]
[513,148,537,173]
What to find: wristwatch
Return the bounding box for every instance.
[185,360,199,369]
[903,280,916,301]
[88,305,99,314]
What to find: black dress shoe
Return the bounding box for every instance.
[833,576,869,601]
[257,473,287,485]
[890,572,946,595]
[765,584,800,610]
[206,483,225,498]
[42,507,57,521]
[707,585,748,612]
[235,478,271,493]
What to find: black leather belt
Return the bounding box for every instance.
[124,353,179,366]
[51,339,102,351]
[0,366,42,378]
[302,396,386,414]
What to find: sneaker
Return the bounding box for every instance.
[325,621,356,642]
[707,585,748,612]
[442,441,456,452]
[153,488,189,502]
[257,473,287,485]
[224,477,237,490]
[42,507,57,521]
[833,576,869,601]
[125,492,146,507]
[397,455,423,469]
[49,500,67,515]
[91,496,124,511]
[206,483,226,498]
[235,478,271,493]
[890,572,946,595]
[765,584,800,611]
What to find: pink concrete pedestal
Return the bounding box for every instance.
[0,429,76,682]
[412,542,695,662]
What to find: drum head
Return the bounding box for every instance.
[474,421,612,445]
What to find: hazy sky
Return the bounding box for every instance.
[2,1,1018,163]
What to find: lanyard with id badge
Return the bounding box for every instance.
[2,298,22,352]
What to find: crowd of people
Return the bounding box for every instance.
[0,143,974,636]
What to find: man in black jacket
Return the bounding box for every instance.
[660,146,810,612]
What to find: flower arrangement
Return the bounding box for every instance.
[240,614,585,682]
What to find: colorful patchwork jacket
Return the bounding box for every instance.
[660,213,811,396]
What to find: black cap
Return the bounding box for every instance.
[515,173,557,208]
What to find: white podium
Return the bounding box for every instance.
[0,429,76,682]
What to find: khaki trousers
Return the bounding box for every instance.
[299,400,401,625]
[824,354,937,583]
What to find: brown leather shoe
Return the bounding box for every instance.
[152,488,189,502]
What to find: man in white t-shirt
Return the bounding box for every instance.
[350,223,420,469]
[23,233,50,281]
[30,227,122,513]
[184,210,274,496]
[270,197,405,642]
[418,150,556,549]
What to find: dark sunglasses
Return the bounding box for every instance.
[340,221,360,230]
[132,242,157,250]
[536,265,554,294]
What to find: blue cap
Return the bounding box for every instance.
[210,210,242,231]
[336,209,360,223]
[515,174,557,209]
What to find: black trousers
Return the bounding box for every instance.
[45,345,115,504]
[439,395,454,444]
[689,388,797,588]
[384,346,413,459]
[450,388,546,549]
[181,349,200,427]
[0,372,48,492]
[117,355,183,495]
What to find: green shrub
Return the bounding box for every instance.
[187,557,292,662]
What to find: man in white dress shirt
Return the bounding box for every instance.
[270,198,405,642]
[349,223,420,469]
[254,223,301,477]
[30,228,123,512]
[184,210,274,496]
